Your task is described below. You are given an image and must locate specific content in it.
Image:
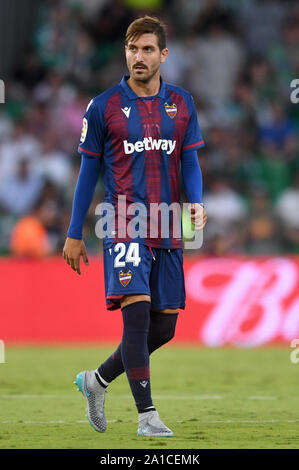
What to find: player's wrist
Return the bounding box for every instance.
[67,235,83,242]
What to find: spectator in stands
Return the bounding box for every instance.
[160,22,192,86]
[0,118,40,186]
[202,172,248,254]
[244,186,281,254]
[269,15,299,93]
[275,170,299,253]
[255,139,291,203]
[14,49,47,90]
[62,90,91,142]
[32,70,76,108]
[219,77,257,138]
[189,3,244,107]
[0,158,45,216]
[247,56,278,113]
[26,102,51,138]
[89,0,133,44]
[10,200,51,258]
[258,101,297,154]
[237,0,286,54]
[35,131,72,188]
[34,2,82,70]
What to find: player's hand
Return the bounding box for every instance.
[189,203,207,230]
[62,237,89,275]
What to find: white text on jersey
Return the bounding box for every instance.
[123,138,176,155]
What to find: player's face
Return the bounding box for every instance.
[125,33,168,83]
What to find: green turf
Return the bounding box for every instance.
[0,345,298,449]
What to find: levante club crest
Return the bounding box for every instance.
[164,102,177,119]
[118,270,132,287]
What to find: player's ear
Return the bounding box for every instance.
[160,48,168,64]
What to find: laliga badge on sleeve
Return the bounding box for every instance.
[80,117,88,143]
[164,102,177,119]
[118,270,132,287]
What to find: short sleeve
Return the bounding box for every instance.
[182,94,205,152]
[77,99,103,157]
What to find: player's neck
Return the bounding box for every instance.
[127,74,161,97]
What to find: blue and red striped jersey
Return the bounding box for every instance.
[78,75,204,248]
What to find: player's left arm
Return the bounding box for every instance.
[181,149,207,230]
[181,92,207,230]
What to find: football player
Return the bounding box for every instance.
[63,15,207,437]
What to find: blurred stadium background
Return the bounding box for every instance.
[1,0,299,346]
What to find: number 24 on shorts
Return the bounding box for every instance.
[113,242,141,268]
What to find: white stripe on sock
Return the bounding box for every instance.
[96,371,109,387]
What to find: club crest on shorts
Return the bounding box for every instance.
[164,102,177,119]
[118,269,132,287]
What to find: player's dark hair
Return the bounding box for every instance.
[125,15,167,51]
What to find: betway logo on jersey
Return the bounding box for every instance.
[123,138,176,155]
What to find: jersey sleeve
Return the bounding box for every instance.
[77,99,104,157]
[182,94,205,152]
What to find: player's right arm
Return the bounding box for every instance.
[63,99,103,275]
[63,237,88,275]
[63,155,100,274]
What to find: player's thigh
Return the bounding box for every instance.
[103,242,152,310]
[121,293,151,308]
[150,248,185,311]
[151,308,179,314]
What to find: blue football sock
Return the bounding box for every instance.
[97,310,178,388]
[120,301,153,412]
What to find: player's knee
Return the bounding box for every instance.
[154,328,175,349]
[147,310,178,352]
[162,328,175,344]
[151,321,176,347]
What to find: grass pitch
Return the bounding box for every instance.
[0,345,298,449]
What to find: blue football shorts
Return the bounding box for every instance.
[103,241,185,311]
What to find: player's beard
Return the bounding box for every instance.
[130,63,160,84]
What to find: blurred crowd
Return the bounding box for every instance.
[0,0,299,257]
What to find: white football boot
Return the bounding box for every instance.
[74,370,107,432]
[137,410,173,437]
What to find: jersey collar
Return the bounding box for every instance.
[120,75,166,100]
